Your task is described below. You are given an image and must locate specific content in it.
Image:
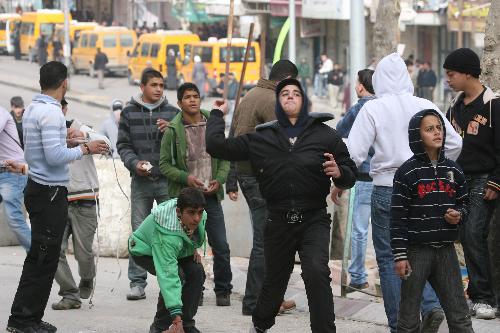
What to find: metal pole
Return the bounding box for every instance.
[288,0,296,63]
[340,188,355,297]
[62,0,71,68]
[349,0,366,106]
[457,0,464,48]
[223,0,235,100]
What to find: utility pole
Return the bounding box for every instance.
[349,0,366,106]
[62,0,71,68]
[289,0,296,63]
[457,0,464,48]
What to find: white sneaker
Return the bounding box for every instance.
[472,303,496,319]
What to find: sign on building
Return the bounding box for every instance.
[447,0,489,33]
[302,0,350,20]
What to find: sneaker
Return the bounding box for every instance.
[346,282,369,293]
[278,299,296,314]
[51,298,81,310]
[126,286,146,300]
[472,303,496,320]
[79,279,93,299]
[420,308,444,333]
[38,322,56,333]
[216,293,230,306]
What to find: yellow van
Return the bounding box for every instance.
[55,21,98,47]
[0,13,21,54]
[127,30,200,85]
[179,38,261,92]
[72,26,137,76]
[20,10,68,59]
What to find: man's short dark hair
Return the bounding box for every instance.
[177,188,206,212]
[10,96,24,108]
[269,59,298,81]
[404,59,414,67]
[177,82,200,101]
[39,61,67,91]
[141,68,163,85]
[357,69,375,95]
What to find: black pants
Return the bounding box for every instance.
[8,179,68,329]
[133,255,205,330]
[252,208,336,333]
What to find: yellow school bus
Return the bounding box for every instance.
[20,10,69,59]
[72,26,136,76]
[127,30,200,85]
[179,38,261,91]
[55,21,99,46]
[0,13,21,54]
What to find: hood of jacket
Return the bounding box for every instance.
[408,109,446,163]
[274,79,310,134]
[373,53,414,97]
[130,94,167,111]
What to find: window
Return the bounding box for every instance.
[120,34,134,47]
[39,23,55,36]
[193,46,212,63]
[131,43,140,57]
[103,34,117,48]
[150,43,160,57]
[74,30,82,44]
[80,34,88,47]
[219,46,256,63]
[89,34,98,47]
[20,23,34,35]
[183,44,192,60]
[166,44,180,57]
[141,42,150,57]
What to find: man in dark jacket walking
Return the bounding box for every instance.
[117,68,179,301]
[94,48,108,89]
[417,61,437,101]
[207,78,357,333]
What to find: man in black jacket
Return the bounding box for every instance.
[94,48,108,89]
[117,68,179,301]
[206,78,357,333]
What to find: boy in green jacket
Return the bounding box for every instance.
[159,82,233,306]
[129,188,207,333]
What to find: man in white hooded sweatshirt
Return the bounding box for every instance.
[327,53,462,333]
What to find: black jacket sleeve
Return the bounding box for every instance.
[390,168,411,262]
[117,109,140,173]
[206,109,251,161]
[329,135,357,189]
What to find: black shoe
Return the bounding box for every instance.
[184,327,202,333]
[216,293,231,306]
[421,308,444,333]
[346,282,369,293]
[38,322,56,333]
[242,308,253,316]
[6,326,47,333]
[79,279,93,299]
[148,323,164,333]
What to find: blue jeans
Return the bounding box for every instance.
[0,172,30,251]
[460,175,496,305]
[238,174,267,312]
[371,186,441,333]
[313,74,327,97]
[128,176,170,289]
[204,195,232,295]
[348,181,373,285]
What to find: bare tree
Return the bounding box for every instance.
[373,0,401,61]
[481,0,500,92]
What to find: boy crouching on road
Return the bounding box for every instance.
[129,188,206,333]
[390,109,474,332]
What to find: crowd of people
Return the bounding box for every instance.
[0,46,499,333]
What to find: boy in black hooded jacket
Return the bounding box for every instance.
[390,109,473,332]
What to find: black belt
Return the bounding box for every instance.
[69,199,97,207]
[268,207,326,224]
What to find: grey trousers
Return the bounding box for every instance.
[54,202,98,302]
[397,244,473,333]
[97,69,104,89]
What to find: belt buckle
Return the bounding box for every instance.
[286,209,303,224]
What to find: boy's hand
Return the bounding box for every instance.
[395,260,412,279]
[157,119,169,133]
[163,316,184,333]
[193,251,201,264]
[204,180,220,195]
[214,100,228,115]
[135,160,152,177]
[330,187,344,205]
[323,153,341,179]
[484,188,498,201]
[444,209,461,225]
[187,175,205,189]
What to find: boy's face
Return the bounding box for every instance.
[141,77,164,104]
[445,70,467,92]
[11,106,24,118]
[177,206,204,231]
[279,84,303,119]
[420,115,443,152]
[178,89,201,116]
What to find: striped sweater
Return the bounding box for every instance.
[22,94,82,186]
[390,109,468,262]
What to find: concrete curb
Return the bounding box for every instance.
[0,78,110,110]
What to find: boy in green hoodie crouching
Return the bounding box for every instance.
[129,187,207,333]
